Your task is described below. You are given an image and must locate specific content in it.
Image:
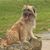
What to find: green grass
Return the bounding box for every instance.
[0,0,50,37]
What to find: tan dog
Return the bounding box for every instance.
[0,5,37,46]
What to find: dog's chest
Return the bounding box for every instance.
[25,23,33,31]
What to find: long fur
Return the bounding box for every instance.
[0,5,37,46]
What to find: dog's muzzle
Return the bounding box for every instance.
[23,9,33,17]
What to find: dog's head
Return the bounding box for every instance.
[23,5,37,20]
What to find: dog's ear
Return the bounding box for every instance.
[23,5,27,10]
[32,6,37,17]
[24,5,27,8]
[33,8,35,13]
[32,6,36,13]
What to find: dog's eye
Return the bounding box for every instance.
[23,9,31,12]
[27,9,31,11]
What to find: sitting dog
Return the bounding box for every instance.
[0,5,37,47]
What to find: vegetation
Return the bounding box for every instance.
[0,0,50,37]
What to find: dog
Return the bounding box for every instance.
[0,5,37,47]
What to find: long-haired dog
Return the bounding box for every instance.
[0,5,37,47]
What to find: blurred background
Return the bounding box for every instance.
[0,0,50,37]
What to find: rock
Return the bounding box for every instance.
[0,38,42,50]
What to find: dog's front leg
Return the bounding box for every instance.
[30,31,37,39]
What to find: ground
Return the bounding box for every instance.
[42,40,50,50]
[0,32,50,50]
[38,32,50,50]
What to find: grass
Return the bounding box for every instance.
[0,0,50,37]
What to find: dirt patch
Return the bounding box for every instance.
[42,40,50,50]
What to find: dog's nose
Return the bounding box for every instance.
[24,12,29,17]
